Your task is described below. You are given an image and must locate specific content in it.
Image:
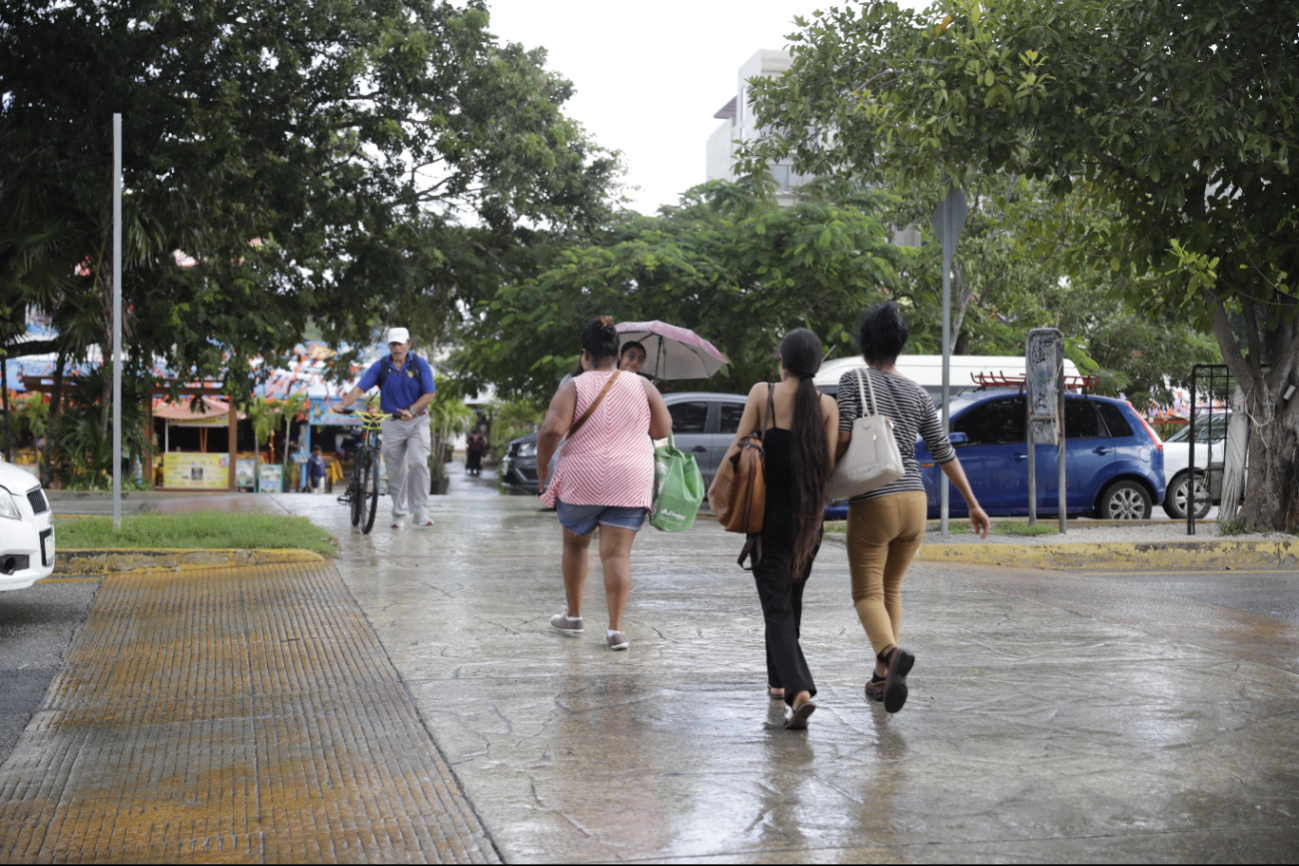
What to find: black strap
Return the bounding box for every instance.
[762,383,774,442]
[737,532,762,571]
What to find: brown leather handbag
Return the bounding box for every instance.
[707,385,773,570]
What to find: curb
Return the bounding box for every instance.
[823,536,1299,570]
[54,548,327,576]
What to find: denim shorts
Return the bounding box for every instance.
[556,500,647,537]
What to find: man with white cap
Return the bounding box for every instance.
[337,327,438,528]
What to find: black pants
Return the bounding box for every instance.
[752,520,818,707]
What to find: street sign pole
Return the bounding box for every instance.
[1026,328,1066,533]
[931,181,967,536]
[112,114,123,531]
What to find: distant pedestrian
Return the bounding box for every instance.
[837,302,990,714]
[720,328,839,730]
[336,327,437,529]
[537,317,673,650]
[466,432,486,476]
[306,445,326,494]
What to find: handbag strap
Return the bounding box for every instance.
[761,383,775,441]
[568,369,622,440]
[857,368,880,417]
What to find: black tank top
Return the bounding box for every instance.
[763,427,794,517]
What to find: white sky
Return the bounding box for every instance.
[484,0,931,216]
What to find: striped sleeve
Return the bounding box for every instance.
[917,389,956,464]
[837,371,863,433]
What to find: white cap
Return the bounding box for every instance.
[387,327,410,344]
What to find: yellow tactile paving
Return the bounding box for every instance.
[0,563,499,864]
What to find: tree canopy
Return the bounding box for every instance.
[744,0,1299,530]
[1,0,619,481]
[454,178,906,403]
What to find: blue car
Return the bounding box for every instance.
[827,390,1165,520]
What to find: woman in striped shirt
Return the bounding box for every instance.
[537,317,673,651]
[836,302,990,714]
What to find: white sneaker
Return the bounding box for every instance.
[413,518,435,528]
[391,519,407,529]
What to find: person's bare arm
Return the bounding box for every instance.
[336,386,365,410]
[641,379,673,439]
[822,394,840,473]
[719,382,767,466]
[939,457,991,538]
[405,391,436,419]
[536,381,577,490]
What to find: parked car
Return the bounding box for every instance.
[1160,412,1231,520]
[0,462,55,592]
[826,390,1165,520]
[499,391,748,495]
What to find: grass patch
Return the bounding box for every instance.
[823,520,847,534]
[1217,518,1248,537]
[53,513,337,557]
[995,521,1060,537]
[926,520,974,534]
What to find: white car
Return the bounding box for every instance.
[1160,412,1230,519]
[0,462,55,591]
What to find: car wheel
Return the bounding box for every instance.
[1162,472,1212,520]
[1099,480,1152,520]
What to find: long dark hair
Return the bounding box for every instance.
[778,328,830,578]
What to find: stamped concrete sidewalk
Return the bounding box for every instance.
[274,477,1299,864]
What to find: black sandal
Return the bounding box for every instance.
[865,673,885,703]
[881,647,915,714]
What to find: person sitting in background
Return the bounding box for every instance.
[306,445,326,494]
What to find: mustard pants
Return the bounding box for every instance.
[846,491,928,658]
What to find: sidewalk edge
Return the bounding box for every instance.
[53,548,327,576]
[824,536,1299,570]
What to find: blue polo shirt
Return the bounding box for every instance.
[356,354,436,414]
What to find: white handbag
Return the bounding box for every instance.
[826,369,906,500]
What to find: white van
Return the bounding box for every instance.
[814,354,1081,404]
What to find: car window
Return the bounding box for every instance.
[1065,400,1101,439]
[1097,403,1134,438]
[668,401,710,434]
[951,398,1024,446]
[718,402,746,435]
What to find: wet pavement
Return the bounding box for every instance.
[257,469,1299,863]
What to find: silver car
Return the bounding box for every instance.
[500,391,749,495]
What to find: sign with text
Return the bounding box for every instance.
[163,453,229,490]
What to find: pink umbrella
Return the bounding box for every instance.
[615,321,729,380]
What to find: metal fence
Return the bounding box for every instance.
[1187,363,1266,535]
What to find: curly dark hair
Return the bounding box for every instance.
[857,301,909,365]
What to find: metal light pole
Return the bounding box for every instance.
[931,181,967,536]
[112,114,123,531]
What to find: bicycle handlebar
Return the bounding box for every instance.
[339,408,402,419]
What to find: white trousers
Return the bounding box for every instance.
[382,416,432,521]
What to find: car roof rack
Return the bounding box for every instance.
[971,372,1098,395]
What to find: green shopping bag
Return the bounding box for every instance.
[650,433,705,532]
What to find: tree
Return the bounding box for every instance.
[744,0,1299,531]
[1,0,620,453]
[454,177,907,404]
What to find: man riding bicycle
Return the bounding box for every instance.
[336,327,437,529]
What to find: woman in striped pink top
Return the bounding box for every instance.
[538,317,673,650]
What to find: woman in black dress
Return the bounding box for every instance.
[721,329,839,730]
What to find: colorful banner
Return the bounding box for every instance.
[163,453,229,490]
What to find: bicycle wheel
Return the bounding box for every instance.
[361,448,381,534]
[349,464,364,526]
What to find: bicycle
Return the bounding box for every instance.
[337,408,399,533]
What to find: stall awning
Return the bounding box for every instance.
[153,397,244,426]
